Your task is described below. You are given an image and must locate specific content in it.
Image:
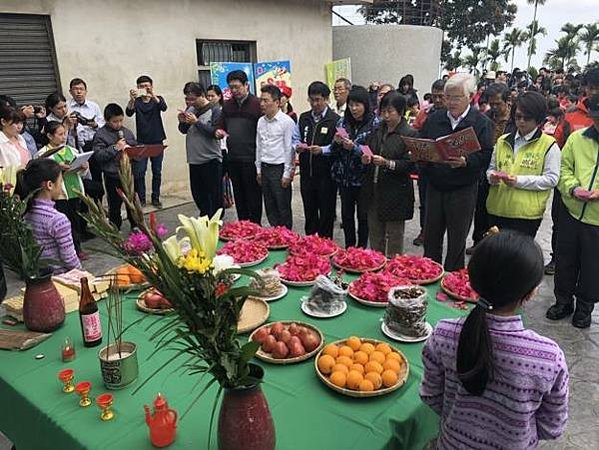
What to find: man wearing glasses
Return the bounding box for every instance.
[331,78,351,116]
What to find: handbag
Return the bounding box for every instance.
[222,174,234,209]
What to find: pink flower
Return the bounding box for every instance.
[289,234,339,257]
[123,231,153,255]
[3,183,13,192]
[384,255,443,283]
[333,247,386,271]
[220,220,262,240]
[252,226,299,248]
[276,254,330,282]
[349,272,411,303]
[441,269,479,300]
[155,224,168,240]
[217,240,268,264]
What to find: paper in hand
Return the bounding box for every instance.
[336,127,349,140]
[576,188,593,200]
[296,143,309,152]
[360,145,373,157]
[67,151,94,171]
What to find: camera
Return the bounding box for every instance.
[71,111,93,126]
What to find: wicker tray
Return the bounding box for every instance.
[347,288,388,308]
[440,278,479,303]
[412,270,444,285]
[332,260,387,274]
[249,321,324,365]
[237,297,270,334]
[136,289,174,315]
[314,338,409,398]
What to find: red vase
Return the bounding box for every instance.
[218,364,275,450]
[23,272,65,332]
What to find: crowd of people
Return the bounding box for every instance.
[2,61,599,448]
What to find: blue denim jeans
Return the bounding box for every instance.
[134,153,164,204]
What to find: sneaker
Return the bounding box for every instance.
[544,259,555,276]
[413,232,424,247]
[151,199,163,209]
[546,303,574,321]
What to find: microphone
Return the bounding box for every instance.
[117,130,124,140]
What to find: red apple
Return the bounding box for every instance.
[262,335,277,353]
[272,341,289,359]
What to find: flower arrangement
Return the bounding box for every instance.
[348,272,411,303]
[219,220,262,241]
[252,226,299,249]
[79,155,262,416]
[441,269,480,301]
[332,247,386,272]
[217,240,268,264]
[276,254,331,282]
[384,255,443,284]
[288,234,339,258]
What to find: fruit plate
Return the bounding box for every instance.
[301,298,347,318]
[249,321,325,365]
[314,338,409,398]
[332,261,387,274]
[237,297,270,334]
[238,254,268,268]
[381,321,433,343]
[105,266,150,291]
[440,278,479,303]
[136,290,174,315]
[347,283,388,308]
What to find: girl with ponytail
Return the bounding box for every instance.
[420,231,569,449]
[19,158,81,274]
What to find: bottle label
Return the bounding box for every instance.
[82,311,102,342]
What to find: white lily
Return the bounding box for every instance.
[176,209,222,261]
[212,254,238,274]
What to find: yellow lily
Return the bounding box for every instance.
[176,209,222,260]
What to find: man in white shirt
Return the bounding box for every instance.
[256,85,296,228]
[67,78,104,151]
[330,78,351,116]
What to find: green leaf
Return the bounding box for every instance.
[240,341,260,365]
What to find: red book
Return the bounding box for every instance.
[125,144,168,158]
[402,127,481,162]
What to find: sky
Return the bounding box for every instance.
[332,0,598,71]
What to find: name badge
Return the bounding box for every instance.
[321,127,328,134]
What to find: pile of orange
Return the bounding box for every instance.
[317,337,403,392]
[114,264,146,286]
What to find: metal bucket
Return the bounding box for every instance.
[98,341,139,390]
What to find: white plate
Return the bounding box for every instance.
[253,284,288,302]
[347,288,388,308]
[301,299,347,318]
[237,254,268,268]
[380,321,433,343]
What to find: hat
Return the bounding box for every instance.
[485,71,496,80]
[588,95,599,118]
[280,85,292,98]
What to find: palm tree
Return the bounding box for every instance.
[544,36,581,70]
[580,23,599,65]
[525,20,547,68]
[486,39,504,71]
[561,22,583,40]
[464,47,483,76]
[526,0,548,68]
[503,28,525,72]
[444,50,462,72]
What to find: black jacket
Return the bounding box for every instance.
[420,107,494,191]
[297,108,340,178]
[362,119,418,221]
[216,94,262,162]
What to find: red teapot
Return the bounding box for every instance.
[144,393,178,448]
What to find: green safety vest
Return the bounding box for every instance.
[486,132,555,219]
[47,145,85,200]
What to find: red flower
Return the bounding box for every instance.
[333,247,386,271]
[442,269,479,300]
[215,282,229,297]
[252,226,299,248]
[220,220,262,240]
[217,240,268,264]
[276,254,331,282]
[384,255,443,283]
[349,272,411,303]
[289,234,339,257]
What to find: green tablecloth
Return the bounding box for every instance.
[0,250,468,450]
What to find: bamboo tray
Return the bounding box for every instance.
[237,297,270,334]
[440,277,479,303]
[332,260,387,274]
[136,289,174,315]
[314,338,409,398]
[249,321,324,365]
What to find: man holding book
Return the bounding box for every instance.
[418,73,494,271]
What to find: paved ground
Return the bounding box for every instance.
[3,183,598,449]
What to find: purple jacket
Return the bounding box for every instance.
[420,314,569,449]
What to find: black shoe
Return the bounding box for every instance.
[152,199,163,209]
[544,259,555,275]
[572,305,593,329]
[413,232,424,247]
[546,303,574,320]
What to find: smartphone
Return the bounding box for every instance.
[136,88,148,97]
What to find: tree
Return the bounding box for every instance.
[526,0,547,69]
[544,36,581,70]
[524,20,547,68]
[503,28,525,72]
[464,47,483,76]
[486,39,504,71]
[580,23,599,65]
[560,22,583,40]
[445,50,463,72]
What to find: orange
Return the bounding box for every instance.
[383,359,401,374]
[365,372,382,389]
[332,364,349,375]
[336,356,353,368]
[330,371,347,388]
[115,267,131,286]
[350,363,364,374]
[346,336,362,351]
[369,351,386,365]
[359,343,375,355]
[382,370,399,388]
[346,370,364,390]
[364,361,383,375]
[127,265,145,284]
[353,351,369,365]
[386,352,402,362]
[375,343,392,355]
[318,355,336,375]
[322,344,339,359]
[338,345,354,358]
[358,379,375,392]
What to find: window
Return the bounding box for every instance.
[196,39,256,87]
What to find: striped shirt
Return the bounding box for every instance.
[420,314,569,450]
[24,199,81,274]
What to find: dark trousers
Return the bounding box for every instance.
[85,142,104,202]
[134,152,164,204]
[339,185,368,248]
[104,175,136,230]
[554,202,599,313]
[300,173,337,238]
[261,163,292,229]
[488,215,542,238]
[550,189,562,258]
[55,198,82,253]
[189,160,223,218]
[228,160,262,224]
[424,183,477,271]
[472,176,491,244]
[417,173,428,231]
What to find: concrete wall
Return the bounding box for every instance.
[0,0,333,194]
[333,24,442,99]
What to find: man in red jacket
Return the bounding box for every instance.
[545,67,599,275]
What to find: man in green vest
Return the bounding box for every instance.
[546,95,599,329]
[486,91,560,237]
